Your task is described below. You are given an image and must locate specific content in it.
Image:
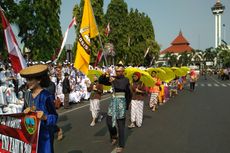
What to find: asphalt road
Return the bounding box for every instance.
[54,75,230,153]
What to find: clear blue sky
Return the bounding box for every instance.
[60,0,230,51]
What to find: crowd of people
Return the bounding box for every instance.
[0,60,200,153]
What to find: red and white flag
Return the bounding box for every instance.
[94,49,103,67]
[53,17,76,63]
[105,23,110,37]
[0,8,27,73]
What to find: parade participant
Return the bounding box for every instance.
[99,63,131,153]
[149,71,161,111]
[163,82,170,102]
[128,72,146,128]
[190,70,197,92]
[158,83,165,105]
[20,64,58,153]
[87,75,103,127]
[169,78,178,97]
[177,77,183,91]
[62,72,72,109]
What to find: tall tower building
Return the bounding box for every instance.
[212,0,225,48]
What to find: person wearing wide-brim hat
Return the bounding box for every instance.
[20,64,58,153]
[99,62,131,153]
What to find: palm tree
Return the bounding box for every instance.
[178,51,193,66]
[203,47,216,62]
[217,45,230,67]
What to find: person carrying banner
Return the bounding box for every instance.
[20,64,58,153]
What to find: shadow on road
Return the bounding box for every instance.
[125,127,133,145]
[61,123,72,133]
[143,115,152,119]
[68,150,83,153]
[58,115,68,122]
[94,126,107,137]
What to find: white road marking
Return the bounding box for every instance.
[209,76,221,84]
[60,96,111,116]
[221,84,227,87]
[200,83,205,87]
[207,83,212,87]
[214,83,219,87]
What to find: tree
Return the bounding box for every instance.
[203,47,216,62]
[178,52,192,66]
[217,44,230,67]
[104,0,129,64]
[164,53,177,67]
[16,0,62,61]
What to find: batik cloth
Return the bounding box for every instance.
[108,95,126,127]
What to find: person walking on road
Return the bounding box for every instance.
[87,75,103,127]
[149,71,161,111]
[128,72,146,128]
[20,64,58,153]
[190,70,197,92]
[99,63,131,153]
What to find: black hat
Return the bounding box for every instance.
[64,72,69,76]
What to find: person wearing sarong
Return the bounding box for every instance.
[99,64,131,153]
[128,72,146,128]
[87,75,103,126]
[149,71,161,111]
[20,64,58,153]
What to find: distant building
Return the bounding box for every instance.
[160,31,194,55]
[157,31,194,66]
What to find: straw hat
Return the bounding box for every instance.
[20,64,48,78]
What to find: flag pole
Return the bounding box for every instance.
[98,34,108,66]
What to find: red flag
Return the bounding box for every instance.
[94,49,103,67]
[0,8,27,73]
[105,23,110,37]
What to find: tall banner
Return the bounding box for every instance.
[0,113,40,153]
[74,0,99,75]
[53,17,76,63]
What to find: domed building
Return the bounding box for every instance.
[157,31,203,67]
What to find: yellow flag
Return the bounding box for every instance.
[74,0,99,75]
